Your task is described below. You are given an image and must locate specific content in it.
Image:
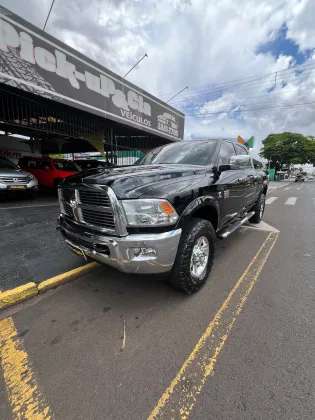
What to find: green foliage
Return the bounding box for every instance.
[49,153,65,159]
[260,132,315,170]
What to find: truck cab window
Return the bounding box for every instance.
[235,144,248,155]
[218,142,236,166]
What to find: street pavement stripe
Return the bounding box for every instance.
[246,221,279,233]
[284,187,290,190]
[0,317,52,419]
[265,196,278,204]
[285,197,297,205]
[148,232,278,420]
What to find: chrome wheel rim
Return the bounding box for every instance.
[260,197,265,219]
[190,236,210,278]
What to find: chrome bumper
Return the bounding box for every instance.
[57,216,182,274]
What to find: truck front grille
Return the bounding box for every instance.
[78,190,110,207]
[59,186,118,234]
[62,230,93,250]
[81,208,115,229]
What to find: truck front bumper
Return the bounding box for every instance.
[57,215,182,274]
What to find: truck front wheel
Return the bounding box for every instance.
[168,218,216,294]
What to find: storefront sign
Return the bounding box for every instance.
[0,7,185,141]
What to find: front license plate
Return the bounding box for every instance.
[10,185,25,189]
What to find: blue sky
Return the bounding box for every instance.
[256,24,312,65]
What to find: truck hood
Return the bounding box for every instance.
[63,164,208,199]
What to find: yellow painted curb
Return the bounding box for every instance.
[38,262,99,294]
[0,262,99,310]
[0,283,38,309]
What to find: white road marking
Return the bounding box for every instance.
[0,204,59,210]
[297,187,301,190]
[266,197,278,204]
[284,187,290,190]
[246,221,279,233]
[285,197,297,205]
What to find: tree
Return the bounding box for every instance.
[49,153,65,159]
[259,132,312,170]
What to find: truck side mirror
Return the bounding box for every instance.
[218,164,231,172]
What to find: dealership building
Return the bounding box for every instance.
[0,6,185,166]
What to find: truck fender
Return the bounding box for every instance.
[176,196,220,231]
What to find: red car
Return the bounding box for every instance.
[18,157,81,188]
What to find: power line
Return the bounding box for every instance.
[187,94,315,114]
[160,57,315,99]
[185,100,315,117]
[170,67,315,106]
[43,0,56,31]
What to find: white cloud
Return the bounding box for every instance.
[1,0,315,153]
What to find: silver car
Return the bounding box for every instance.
[0,156,39,196]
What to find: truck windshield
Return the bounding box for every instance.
[135,141,217,166]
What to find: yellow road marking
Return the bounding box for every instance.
[0,317,51,419]
[149,232,278,420]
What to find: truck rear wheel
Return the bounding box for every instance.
[168,218,216,294]
[249,193,265,224]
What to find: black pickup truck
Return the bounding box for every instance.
[57,139,268,294]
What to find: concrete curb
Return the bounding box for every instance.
[0,262,99,310]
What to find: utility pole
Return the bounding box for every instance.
[123,54,148,79]
[43,0,56,31]
[166,86,188,103]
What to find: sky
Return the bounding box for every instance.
[1,0,315,156]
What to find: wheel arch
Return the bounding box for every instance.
[176,196,220,232]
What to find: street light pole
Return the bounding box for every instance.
[123,54,148,79]
[43,0,56,31]
[166,86,188,103]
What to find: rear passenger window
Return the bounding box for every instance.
[235,144,248,155]
[27,160,36,168]
[218,142,236,166]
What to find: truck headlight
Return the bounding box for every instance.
[27,174,35,180]
[121,199,178,226]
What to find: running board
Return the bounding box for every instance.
[216,211,255,239]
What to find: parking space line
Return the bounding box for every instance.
[266,196,278,204]
[0,317,52,419]
[148,232,278,420]
[0,204,59,210]
[284,197,297,205]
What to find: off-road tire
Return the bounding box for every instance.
[168,218,216,294]
[249,194,265,224]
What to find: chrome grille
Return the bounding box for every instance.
[78,190,110,207]
[0,176,28,184]
[62,230,93,249]
[81,208,115,229]
[59,186,118,234]
[63,202,74,219]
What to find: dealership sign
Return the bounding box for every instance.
[0,7,184,141]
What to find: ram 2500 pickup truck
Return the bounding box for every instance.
[57,139,268,294]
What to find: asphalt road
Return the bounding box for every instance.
[1,181,315,419]
[0,194,87,292]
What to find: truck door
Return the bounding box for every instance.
[215,141,244,228]
[234,144,257,209]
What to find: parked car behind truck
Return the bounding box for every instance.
[57,139,268,294]
[19,157,81,189]
[0,156,39,197]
